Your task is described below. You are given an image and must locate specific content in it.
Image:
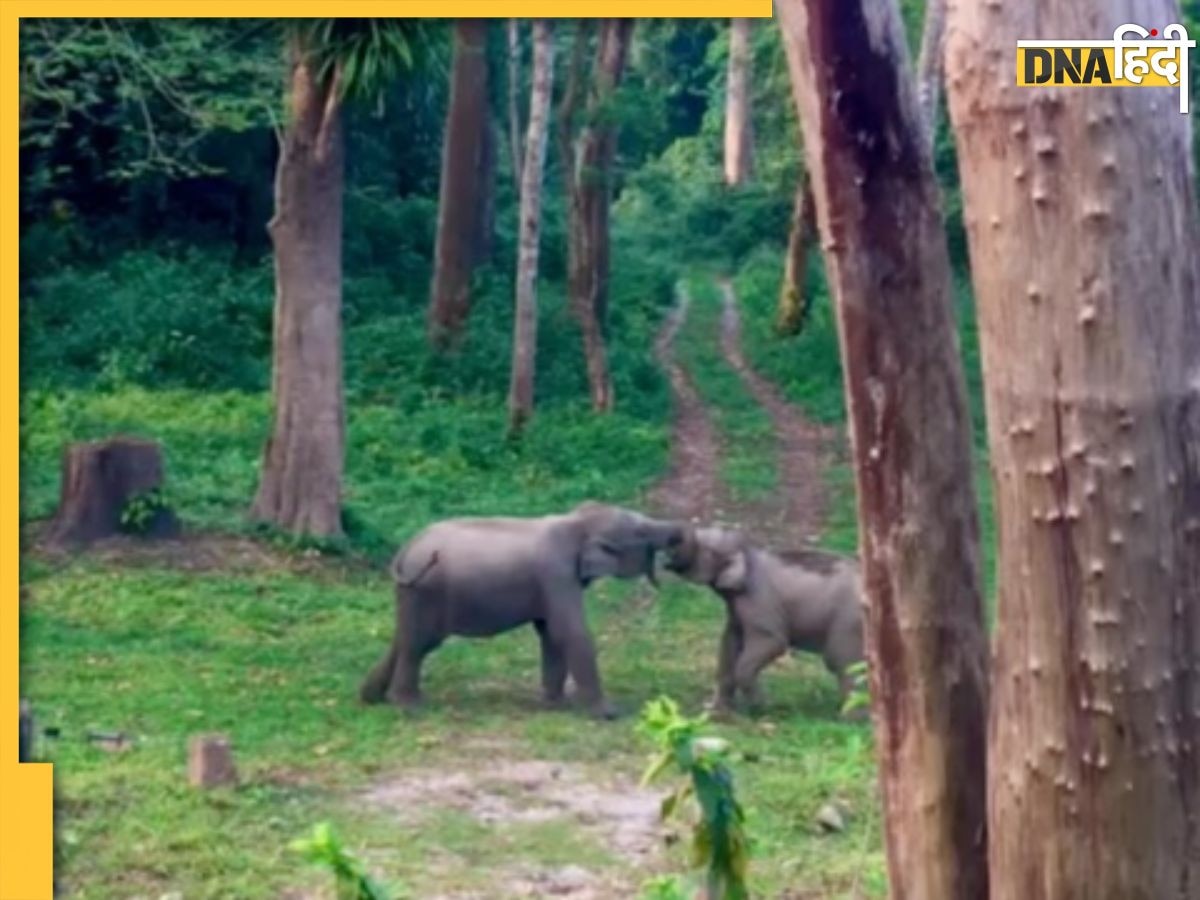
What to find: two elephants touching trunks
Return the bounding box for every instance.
[359,501,866,720]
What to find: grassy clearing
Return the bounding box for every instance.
[22,549,883,898]
[21,344,883,899]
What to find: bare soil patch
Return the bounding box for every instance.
[363,757,669,898]
[647,287,722,524]
[24,525,374,582]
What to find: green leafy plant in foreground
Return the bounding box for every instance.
[291,822,394,900]
[639,697,750,900]
[840,660,871,719]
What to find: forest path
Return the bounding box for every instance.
[646,285,723,523]
[649,277,834,550]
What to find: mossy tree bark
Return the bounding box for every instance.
[776,173,817,336]
[776,2,991,897]
[562,18,634,413]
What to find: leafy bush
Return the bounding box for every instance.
[640,697,750,900]
[20,247,273,392]
[291,822,396,900]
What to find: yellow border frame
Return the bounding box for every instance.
[2,4,769,897]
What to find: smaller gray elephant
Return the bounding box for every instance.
[664,526,865,715]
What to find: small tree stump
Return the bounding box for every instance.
[187,734,237,788]
[45,437,180,546]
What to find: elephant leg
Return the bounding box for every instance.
[733,633,787,713]
[534,619,568,706]
[710,616,742,715]
[360,588,406,704]
[547,606,614,720]
[384,589,443,708]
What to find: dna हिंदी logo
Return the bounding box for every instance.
[1016,23,1194,114]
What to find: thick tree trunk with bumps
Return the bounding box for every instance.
[947,1,1200,897]
[251,37,345,538]
[429,19,493,348]
[46,437,180,545]
[776,2,991,898]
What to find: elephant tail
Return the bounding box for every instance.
[391,548,440,587]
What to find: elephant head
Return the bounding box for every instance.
[663,525,750,592]
[570,502,685,587]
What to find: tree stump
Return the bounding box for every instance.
[45,437,180,546]
[187,734,237,788]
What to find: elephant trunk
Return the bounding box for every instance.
[642,519,686,589]
[664,525,698,573]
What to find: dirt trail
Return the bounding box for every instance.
[646,286,722,523]
[715,278,833,550]
[649,277,833,552]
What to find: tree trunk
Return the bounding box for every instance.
[429,19,492,349]
[775,172,817,336]
[506,19,555,436]
[566,18,634,413]
[46,438,180,545]
[471,114,498,269]
[507,19,523,201]
[251,38,345,538]
[775,3,990,899]
[723,17,754,187]
[915,0,946,151]
[946,2,1200,897]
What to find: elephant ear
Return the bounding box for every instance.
[577,538,618,585]
[713,549,750,594]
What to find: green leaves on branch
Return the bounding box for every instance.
[290,822,395,900]
[840,660,871,718]
[292,19,430,106]
[639,697,750,900]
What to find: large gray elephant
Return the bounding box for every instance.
[664,525,865,715]
[359,502,685,719]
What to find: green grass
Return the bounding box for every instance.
[20,375,883,898]
[674,277,779,504]
[732,248,846,426]
[22,553,883,898]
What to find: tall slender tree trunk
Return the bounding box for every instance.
[775,3,990,898]
[473,114,497,266]
[915,0,946,150]
[507,19,554,436]
[723,17,754,186]
[251,36,345,539]
[776,172,817,336]
[428,19,491,349]
[507,19,523,201]
[946,2,1200,897]
[565,18,634,413]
